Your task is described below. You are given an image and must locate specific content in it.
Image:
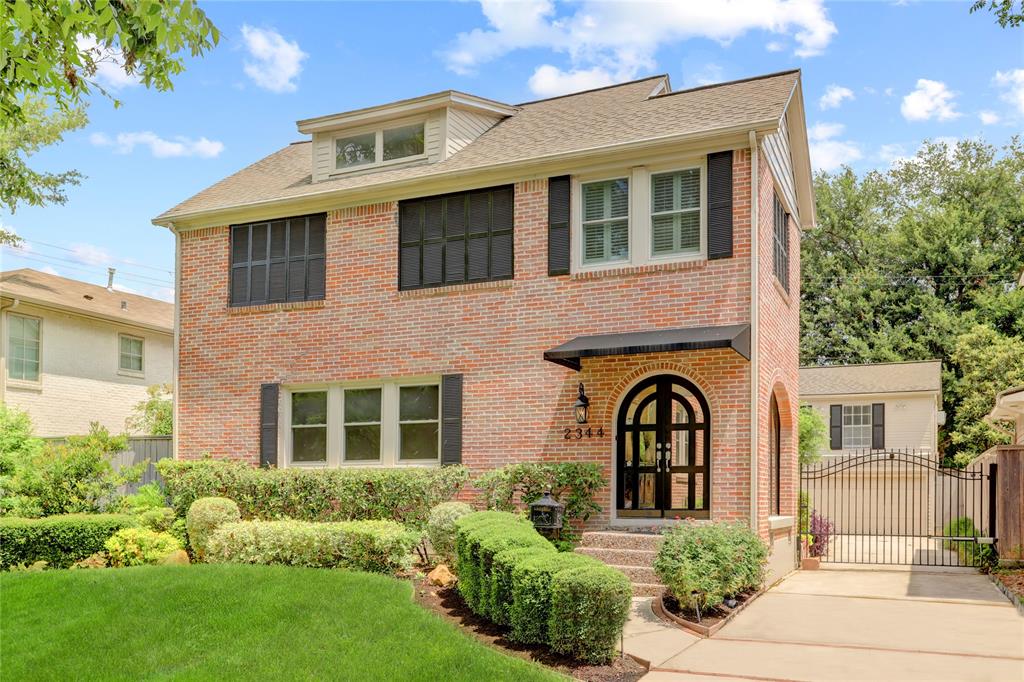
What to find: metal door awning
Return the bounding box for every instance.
[543,323,751,371]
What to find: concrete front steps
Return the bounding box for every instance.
[575,531,665,597]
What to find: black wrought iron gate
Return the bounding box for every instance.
[799,451,998,567]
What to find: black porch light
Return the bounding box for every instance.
[529,490,565,530]
[573,382,590,424]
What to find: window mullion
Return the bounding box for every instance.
[382,383,398,466]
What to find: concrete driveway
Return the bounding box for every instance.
[626,569,1024,682]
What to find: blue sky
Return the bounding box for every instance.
[2,0,1021,301]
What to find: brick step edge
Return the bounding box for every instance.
[580,531,663,551]
[575,547,658,566]
[631,582,666,598]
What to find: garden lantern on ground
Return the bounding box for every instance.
[529,490,564,531]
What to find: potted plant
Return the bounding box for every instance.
[801,511,833,570]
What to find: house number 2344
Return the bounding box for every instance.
[563,427,605,440]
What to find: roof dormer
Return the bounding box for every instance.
[297,91,517,183]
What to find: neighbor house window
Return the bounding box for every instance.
[842,404,871,449]
[286,381,442,467]
[230,214,326,307]
[291,391,328,463]
[398,186,514,290]
[118,334,144,373]
[581,178,629,265]
[335,121,425,171]
[651,169,701,257]
[7,313,40,382]
[773,193,790,293]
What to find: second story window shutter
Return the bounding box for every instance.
[441,374,463,465]
[871,403,885,450]
[829,404,843,450]
[547,176,571,275]
[706,151,733,260]
[259,383,280,467]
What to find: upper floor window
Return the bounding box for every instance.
[773,193,790,293]
[398,186,514,290]
[651,169,701,257]
[7,313,40,382]
[581,178,629,265]
[118,334,144,374]
[336,121,425,171]
[230,214,326,307]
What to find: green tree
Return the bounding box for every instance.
[798,406,827,465]
[803,138,1024,463]
[126,383,172,436]
[971,0,1024,27]
[1,96,87,212]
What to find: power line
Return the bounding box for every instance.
[2,246,173,286]
[19,237,173,276]
[2,250,174,288]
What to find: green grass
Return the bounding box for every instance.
[1,565,565,681]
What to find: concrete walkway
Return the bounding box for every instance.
[623,569,1024,681]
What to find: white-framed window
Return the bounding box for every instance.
[7,313,41,382]
[842,404,872,449]
[581,177,630,265]
[284,379,440,468]
[334,120,425,172]
[118,334,144,374]
[572,161,706,272]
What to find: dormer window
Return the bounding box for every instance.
[335,121,425,172]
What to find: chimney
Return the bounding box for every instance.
[106,267,116,291]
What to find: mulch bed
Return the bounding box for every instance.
[992,569,1024,614]
[658,590,758,636]
[412,578,646,682]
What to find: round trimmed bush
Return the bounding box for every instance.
[547,564,632,664]
[105,528,182,567]
[186,497,240,560]
[426,501,473,564]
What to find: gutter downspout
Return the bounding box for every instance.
[748,130,760,531]
[170,223,181,461]
[0,299,21,404]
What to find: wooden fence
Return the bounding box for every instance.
[111,436,173,494]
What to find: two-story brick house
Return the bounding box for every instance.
[156,70,813,581]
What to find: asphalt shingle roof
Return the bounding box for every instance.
[799,361,943,396]
[156,70,800,223]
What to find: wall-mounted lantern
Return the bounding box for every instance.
[573,382,590,424]
[529,490,565,531]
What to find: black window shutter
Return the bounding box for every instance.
[441,374,463,466]
[829,404,843,451]
[871,403,885,450]
[707,151,734,260]
[547,176,571,275]
[259,384,280,467]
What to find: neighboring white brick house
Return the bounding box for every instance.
[0,269,173,437]
[800,360,943,457]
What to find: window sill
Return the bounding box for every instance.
[768,515,795,530]
[397,279,514,299]
[118,369,145,379]
[227,299,326,315]
[772,278,793,306]
[5,379,42,393]
[571,258,707,281]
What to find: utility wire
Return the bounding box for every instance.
[19,237,173,276]
[2,250,173,288]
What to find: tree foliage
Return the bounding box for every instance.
[803,138,1024,462]
[970,0,1024,27]
[126,383,172,435]
[2,0,219,125]
[798,406,827,465]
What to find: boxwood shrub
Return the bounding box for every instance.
[186,497,240,561]
[105,527,182,567]
[205,519,420,574]
[452,511,630,664]
[0,514,136,569]
[547,564,633,664]
[157,460,469,529]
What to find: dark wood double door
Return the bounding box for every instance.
[616,374,710,518]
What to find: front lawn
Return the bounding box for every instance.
[0,565,564,681]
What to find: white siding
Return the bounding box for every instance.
[803,392,939,457]
[311,131,333,183]
[1,303,173,437]
[424,110,444,161]
[762,117,799,224]
[445,108,502,157]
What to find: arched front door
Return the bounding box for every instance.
[617,374,711,518]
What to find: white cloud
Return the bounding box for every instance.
[900,79,960,122]
[150,287,175,303]
[90,131,224,158]
[70,243,112,266]
[111,282,140,295]
[240,25,308,93]
[808,122,862,171]
[884,87,894,97]
[878,142,908,166]
[527,65,617,98]
[76,36,141,90]
[765,41,785,52]
[993,69,1024,116]
[444,0,837,92]
[979,110,1001,125]
[683,63,725,88]
[819,84,854,110]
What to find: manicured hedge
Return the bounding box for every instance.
[205,519,421,574]
[157,460,469,529]
[453,511,629,664]
[0,514,136,569]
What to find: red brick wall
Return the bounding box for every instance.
[175,148,799,528]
